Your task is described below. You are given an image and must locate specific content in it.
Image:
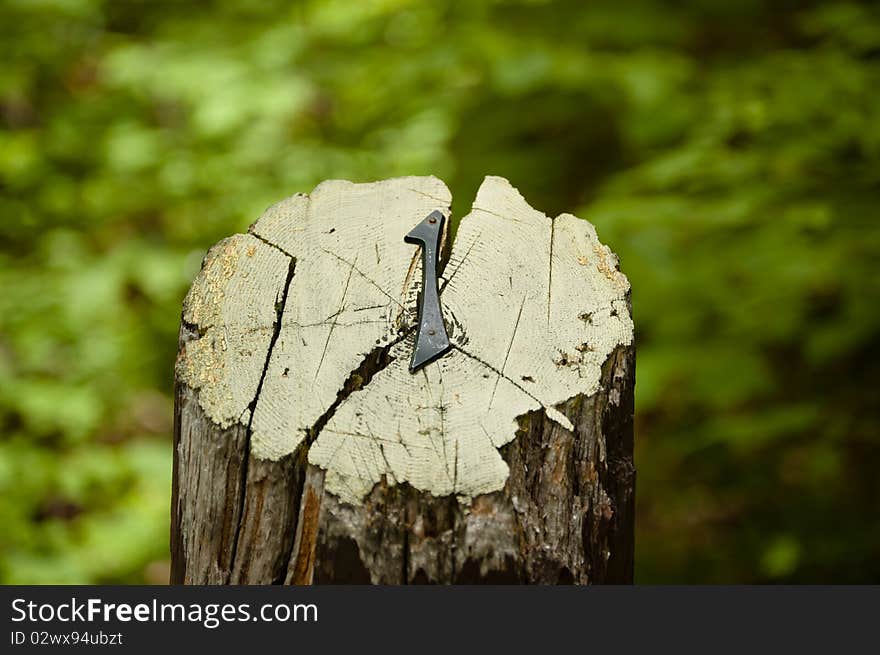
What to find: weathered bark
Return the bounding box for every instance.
[171,176,635,584]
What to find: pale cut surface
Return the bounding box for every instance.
[176,175,632,505]
[308,176,633,502]
[175,234,291,428]
[248,176,452,460]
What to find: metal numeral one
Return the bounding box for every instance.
[404,210,452,372]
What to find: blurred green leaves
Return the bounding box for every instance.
[1,0,878,582]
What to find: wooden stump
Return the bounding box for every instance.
[171,176,635,584]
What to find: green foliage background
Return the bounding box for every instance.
[1,0,878,583]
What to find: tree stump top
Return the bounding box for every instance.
[176,175,633,505]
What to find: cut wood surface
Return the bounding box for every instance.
[172,175,635,584]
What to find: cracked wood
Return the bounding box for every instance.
[172,175,635,584]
